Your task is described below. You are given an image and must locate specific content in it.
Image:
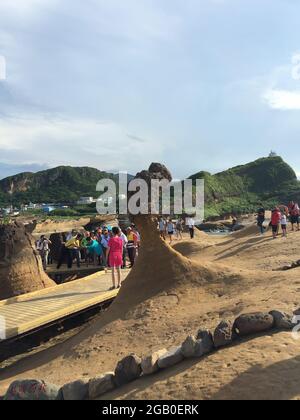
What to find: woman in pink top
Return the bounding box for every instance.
[107,227,123,289]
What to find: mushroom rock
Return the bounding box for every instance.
[0,221,55,300]
[109,163,213,314]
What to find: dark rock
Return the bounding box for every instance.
[4,380,60,401]
[62,379,89,400]
[181,336,198,358]
[88,373,115,399]
[196,329,214,354]
[269,310,294,330]
[114,354,142,387]
[213,320,236,348]
[234,313,274,337]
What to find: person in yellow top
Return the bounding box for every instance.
[57,233,83,269]
[65,236,82,249]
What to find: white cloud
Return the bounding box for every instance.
[263,89,300,110]
[263,52,300,110]
[0,114,164,173]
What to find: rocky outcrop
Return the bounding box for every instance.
[0,221,55,300]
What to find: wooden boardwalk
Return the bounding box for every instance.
[0,270,129,341]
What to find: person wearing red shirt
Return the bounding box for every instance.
[288,201,300,231]
[271,208,281,239]
[107,227,123,290]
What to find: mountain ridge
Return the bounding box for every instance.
[0,157,299,218]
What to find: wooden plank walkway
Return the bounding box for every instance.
[0,270,129,341]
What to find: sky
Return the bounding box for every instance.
[1,0,300,179]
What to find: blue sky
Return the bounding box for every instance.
[0,0,300,179]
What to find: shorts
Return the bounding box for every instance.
[168,231,174,235]
[281,224,287,230]
[272,225,279,233]
[291,215,299,224]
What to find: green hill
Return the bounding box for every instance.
[0,166,116,206]
[1,157,299,218]
[189,156,300,218]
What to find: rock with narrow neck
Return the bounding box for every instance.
[109,163,211,315]
[0,221,55,300]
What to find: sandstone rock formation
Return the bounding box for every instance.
[0,221,55,300]
[109,163,216,314]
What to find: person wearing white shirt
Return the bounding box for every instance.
[186,217,195,239]
[120,231,128,268]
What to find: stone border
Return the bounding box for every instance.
[1,309,298,400]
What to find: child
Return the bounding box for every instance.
[271,208,281,239]
[281,213,288,238]
[107,227,123,290]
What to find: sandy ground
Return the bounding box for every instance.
[1,223,300,399]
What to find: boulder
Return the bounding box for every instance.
[62,379,89,401]
[181,336,198,358]
[114,354,142,387]
[157,346,183,369]
[213,320,236,348]
[141,349,168,375]
[88,373,115,399]
[196,329,214,354]
[234,313,274,337]
[270,310,294,330]
[4,380,61,401]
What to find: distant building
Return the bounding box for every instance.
[269,151,277,157]
[42,205,56,213]
[77,196,96,205]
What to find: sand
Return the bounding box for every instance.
[1,221,300,399]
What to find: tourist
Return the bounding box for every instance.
[107,227,123,290]
[186,216,195,239]
[120,229,128,269]
[288,201,300,232]
[81,232,91,264]
[175,218,183,240]
[256,207,266,235]
[271,208,281,239]
[101,228,111,270]
[281,212,288,238]
[126,227,138,268]
[85,236,104,266]
[65,233,83,268]
[56,233,82,269]
[167,219,175,244]
[131,224,141,256]
[158,217,166,240]
[36,235,52,271]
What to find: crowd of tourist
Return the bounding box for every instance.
[35,203,300,290]
[257,201,300,239]
[158,216,196,244]
[35,217,197,290]
[36,224,140,288]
